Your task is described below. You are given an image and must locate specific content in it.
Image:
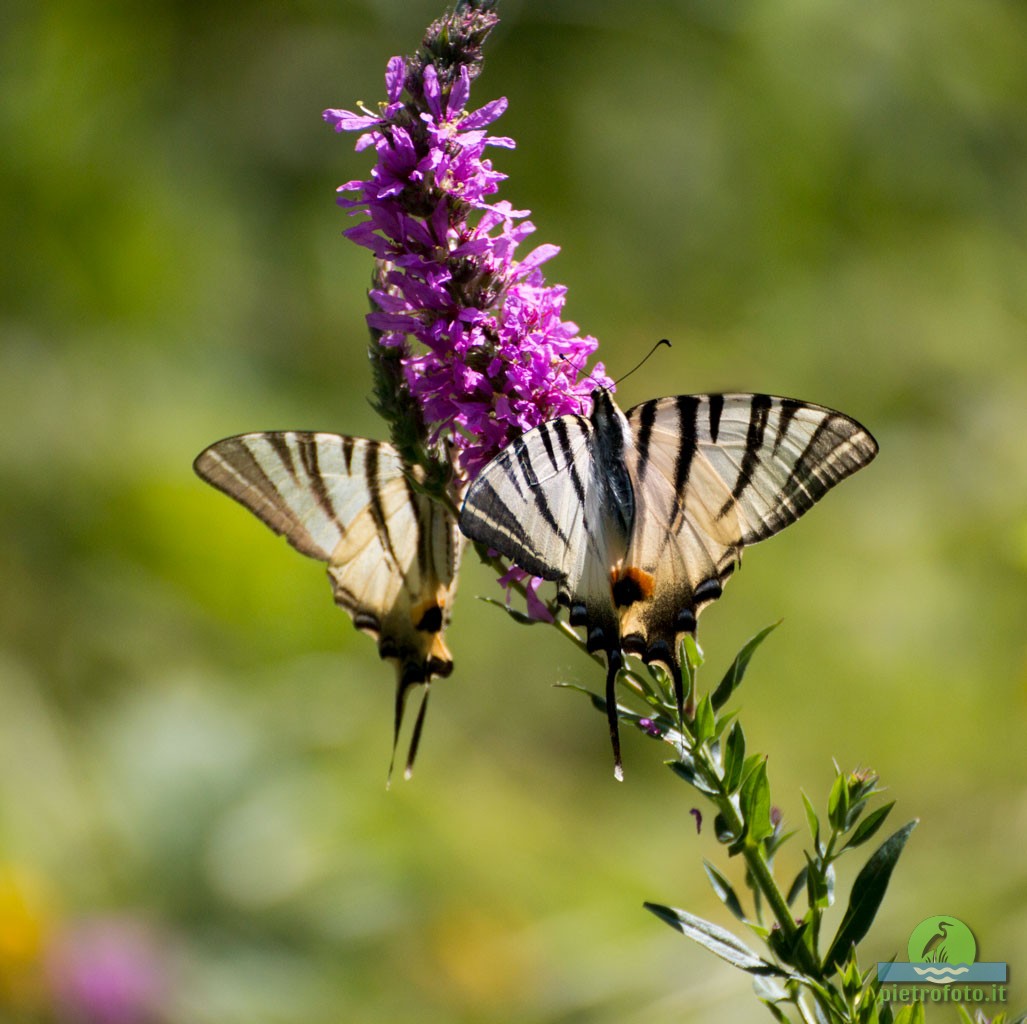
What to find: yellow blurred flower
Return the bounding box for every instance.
[0,864,54,1011]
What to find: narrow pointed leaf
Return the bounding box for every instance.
[703,861,747,921]
[825,821,918,970]
[643,903,783,975]
[802,791,822,852]
[740,758,773,844]
[669,757,718,796]
[843,801,895,851]
[751,976,788,1004]
[711,621,780,710]
[892,1004,926,1024]
[694,693,716,744]
[786,864,808,907]
[827,772,849,832]
[723,721,746,793]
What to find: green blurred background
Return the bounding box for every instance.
[2,1,1025,1021]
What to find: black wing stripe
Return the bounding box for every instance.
[268,434,299,481]
[708,394,724,444]
[341,435,355,473]
[634,399,658,484]
[731,393,773,500]
[404,475,428,581]
[514,437,570,545]
[539,422,562,475]
[298,435,343,531]
[773,398,802,456]
[553,418,587,508]
[460,480,561,581]
[365,441,402,568]
[669,396,700,531]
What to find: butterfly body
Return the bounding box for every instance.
[460,389,878,777]
[194,431,463,777]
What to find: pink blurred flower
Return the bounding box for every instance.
[46,917,169,1024]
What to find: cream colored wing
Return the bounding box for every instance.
[618,394,878,675]
[194,432,463,776]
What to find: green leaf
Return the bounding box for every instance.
[843,801,895,851]
[753,976,790,1021]
[713,708,738,740]
[827,771,850,833]
[841,946,862,996]
[723,722,746,793]
[786,865,808,907]
[703,861,747,921]
[891,1004,926,1024]
[757,999,789,1023]
[714,812,742,846]
[693,693,716,744]
[711,620,780,710]
[804,851,834,910]
[824,821,918,971]
[669,757,718,796]
[802,791,822,852]
[751,976,789,1004]
[643,903,784,975]
[682,632,705,670]
[739,758,774,845]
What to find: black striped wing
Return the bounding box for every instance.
[618,393,879,665]
[458,414,628,647]
[193,433,463,690]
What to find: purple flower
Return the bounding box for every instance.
[45,917,169,1024]
[324,46,610,481]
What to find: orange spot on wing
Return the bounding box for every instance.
[610,566,655,607]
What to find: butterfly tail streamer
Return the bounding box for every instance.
[387,673,423,787]
[404,684,432,781]
[605,649,625,782]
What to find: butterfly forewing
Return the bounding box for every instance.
[460,417,598,584]
[627,394,879,547]
[616,393,878,669]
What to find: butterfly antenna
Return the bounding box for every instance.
[613,338,671,388]
[403,684,432,780]
[605,650,625,782]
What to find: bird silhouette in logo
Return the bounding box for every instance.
[919,920,953,961]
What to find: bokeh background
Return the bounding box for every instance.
[2,1,1025,1021]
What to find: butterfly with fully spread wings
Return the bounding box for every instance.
[459,389,878,779]
[194,433,463,780]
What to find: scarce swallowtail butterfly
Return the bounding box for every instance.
[459,390,878,779]
[194,432,463,780]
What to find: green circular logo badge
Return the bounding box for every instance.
[907,916,976,965]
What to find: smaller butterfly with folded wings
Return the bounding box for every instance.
[194,433,463,780]
[459,389,878,779]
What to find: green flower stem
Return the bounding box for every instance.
[689,737,823,980]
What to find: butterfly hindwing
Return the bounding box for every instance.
[194,432,463,777]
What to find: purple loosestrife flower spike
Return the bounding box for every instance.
[323,3,611,487]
